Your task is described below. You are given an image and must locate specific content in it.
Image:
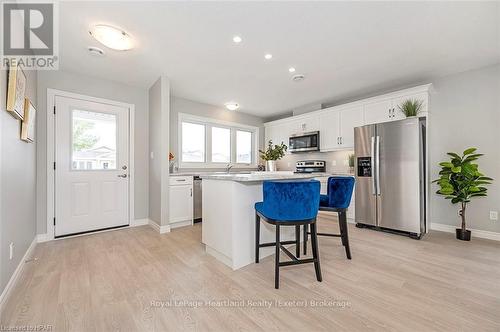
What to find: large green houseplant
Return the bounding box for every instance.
[433,148,493,241]
[259,140,287,172]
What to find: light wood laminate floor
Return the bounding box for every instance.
[1,214,499,331]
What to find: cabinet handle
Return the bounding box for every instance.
[176,179,186,182]
[340,137,343,145]
[190,188,193,197]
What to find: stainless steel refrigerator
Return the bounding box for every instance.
[354,117,426,238]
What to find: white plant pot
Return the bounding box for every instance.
[266,160,277,172]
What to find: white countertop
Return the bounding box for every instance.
[172,171,354,180]
[200,171,319,182]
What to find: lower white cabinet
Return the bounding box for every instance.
[169,176,193,227]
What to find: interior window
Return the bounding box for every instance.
[211,127,231,163]
[236,130,252,164]
[181,122,206,162]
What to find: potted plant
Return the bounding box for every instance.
[398,98,424,118]
[259,140,287,172]
[348,154,355,174]
[433,148,493,241]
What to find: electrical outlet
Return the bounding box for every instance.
[9,242,14,260]
[490,211,498,221]
[343,159,349,166]
[150,151,154,159]
[287,162,291,168]
[331,160,337,166]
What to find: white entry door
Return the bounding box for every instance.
[55,96,130,237]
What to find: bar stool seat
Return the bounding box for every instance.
[255,180,322,289]
[304,176,355,259]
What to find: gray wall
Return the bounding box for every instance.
[148,76,170,226]
[36,70,149,235]
[429,64,500,232]
[148,79,162,225]
[170,97,265,170]
[0,69,38,294]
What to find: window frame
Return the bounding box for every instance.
[178,113,259,169]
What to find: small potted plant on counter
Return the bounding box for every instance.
[433,147,493,241]
[398,98,424,118]
[348,154,355,174]
[259,140,287,172]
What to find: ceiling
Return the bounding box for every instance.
[59,1,500,117]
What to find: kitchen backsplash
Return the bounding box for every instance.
[276,150,354,173]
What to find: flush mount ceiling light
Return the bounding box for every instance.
[292,74,305,82]
[89,24,133,51]
[288,67,296,73]
[87,46,105,56]
[225,102,240,111]
[232,35,242,44]
[264,53,273,60]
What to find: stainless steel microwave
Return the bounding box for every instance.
[289,131,320,153]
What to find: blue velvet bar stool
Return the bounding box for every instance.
[255,180,322,289]
[304,176,355,259]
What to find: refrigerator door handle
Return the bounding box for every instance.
[376,135,381,195]
[371,136,376,195]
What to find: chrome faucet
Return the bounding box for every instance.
[225,163,234,173]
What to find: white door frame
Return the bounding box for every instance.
[46,89,135,240]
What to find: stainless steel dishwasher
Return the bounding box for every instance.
[193,176,202,223]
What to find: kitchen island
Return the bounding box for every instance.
[200,172,316,270]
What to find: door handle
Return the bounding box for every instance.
[117,174,128,178]
[376,135,381,195]
[371,136,376,196]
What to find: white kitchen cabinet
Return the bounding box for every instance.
[169,176,193,227]
[319,109,341,151]
[363,98,393,125]
[314,176,329,195]
[339,106,364,149]
[290,116,320,135]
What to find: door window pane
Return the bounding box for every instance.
[182,122,205,162]
[72,110,117,170]
[212,127,231,163]
[236,130,252,163]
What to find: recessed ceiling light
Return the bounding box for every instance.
[88,46,105,56]
[232,35,242,44]
[89,24,133,51]
[288,67,296,73]
[264,54,273,60]
[225,102,240,111]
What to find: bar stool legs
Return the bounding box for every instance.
[338,211,352,260]
[255,214,322,289]
[310,223,323,282]
[275,225,280,289]
[303,224,308,255]
[255,213,260,263]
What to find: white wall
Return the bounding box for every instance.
[148,76,170,226]
[429,64,500,232]
[170,97,265,170]
[36,70,149,234]
[0,69,37,294]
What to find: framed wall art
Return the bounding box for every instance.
[6,62,27,120]
[21,98,36,142]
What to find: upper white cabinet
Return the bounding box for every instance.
[364,91,429,125]
[264,84,431,153]
[290,116,320,134]
[319,109,340,151]
[339,106,364,149]
[363,98,394,125]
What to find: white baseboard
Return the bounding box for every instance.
[148,220,171,234]
[170,220,193,229]
[131,218,149,227]
[431,223,500,241]
[36,233,51,243]
[0,237,37,313]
